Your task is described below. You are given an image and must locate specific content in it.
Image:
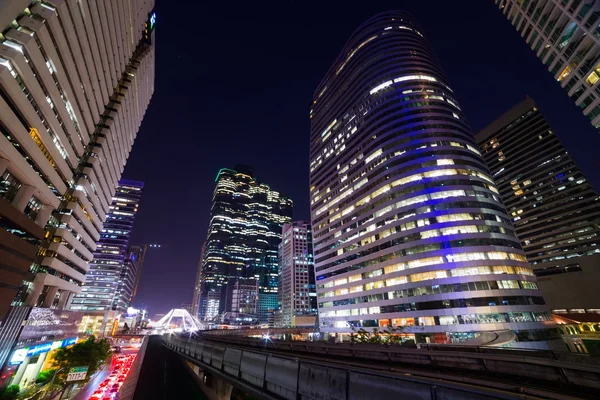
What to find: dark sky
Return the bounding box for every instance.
[124,0,600,317]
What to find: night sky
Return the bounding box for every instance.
[123,1,600,317]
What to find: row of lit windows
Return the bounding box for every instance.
[319,263,534,292]
[319,279,539,309]
[321,311,552,328]
[317,250,529,288]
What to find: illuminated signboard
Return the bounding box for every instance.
[27,342,52,357]
[8,349,27,365]
[9,337,78,365]
[144,12,156,43]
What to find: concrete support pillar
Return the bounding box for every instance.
[35,204,53,227]
[11,356,30,386]
[0,158,9,176]
[43,286,58,308]
[65,291,75,309]
[213,378,233,400]
[204,373,233,400]
[27,351,47,385]
[11,184,35,212]
[25,279,44,307]
[57,290,70,309]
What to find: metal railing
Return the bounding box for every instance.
[163,334,599,400]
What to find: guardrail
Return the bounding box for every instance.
[196,333,600,387]
[163,334,598,400]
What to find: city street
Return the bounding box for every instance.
[70,358,112,400]
[70,350,137,400]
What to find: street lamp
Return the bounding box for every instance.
[43,367,64,400]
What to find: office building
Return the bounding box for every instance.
[197,166,292,323]
[495,0,600,129]
[191,241,206,319]
[0,0,155,368]
[476,97,600,312]
[278,222,317,327]
[310,11,558,347]
[0,1,155,314]
[226,277,259,315]
[69,180,144,312]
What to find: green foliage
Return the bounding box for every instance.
[52,336,111,384]
[35,369,56,384]
[0,385,20,400]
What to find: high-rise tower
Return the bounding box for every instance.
[310,11,558,347]
[0,1,155,318]
[476,97,600,312]
[278,222,317,327]
[0,0,155,370]
[70,180,144,313]
[494,0,600,130]
[197,166,292,323]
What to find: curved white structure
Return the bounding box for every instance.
[153,308,202,332]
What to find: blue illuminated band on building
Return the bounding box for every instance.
[309,11,559,348]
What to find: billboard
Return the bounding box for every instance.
[17,307,83,346]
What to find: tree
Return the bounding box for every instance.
[52,336,111,386]
[0,385,19,400]
[36,369,56,384]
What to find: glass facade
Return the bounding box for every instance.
[197,166,292,323]
[495,0,600,130]
[310,11,557,347]
[476,97,600,311]
[69,180,144,312]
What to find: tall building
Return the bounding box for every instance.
[494,0,600,129]
[278,222,317,327]
[310,11,558,347]
[191,241,206,319]
[197,166,292,323]
[0,0,155,373]
[476,97,600,312]
[0,1,155,316]
[225,277,259,315]
[69,180,144,313]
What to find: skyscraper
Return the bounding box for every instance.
[310,11,558,347]
[476,97,600,312]
[494,0,600,129]
[0,1,155,319]
[69,180,144,312]
[197,166,292,323]
[278,222,317,327]
[191,241,206,319]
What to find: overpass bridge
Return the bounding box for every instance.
[162,332,600,400]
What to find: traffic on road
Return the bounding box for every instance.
[88,352,136,400]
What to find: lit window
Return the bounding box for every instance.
[557,65,572,82]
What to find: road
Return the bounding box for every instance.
[70,357,113,400]
[131,336,207,400]
[70,349,137,400]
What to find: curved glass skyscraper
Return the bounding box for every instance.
[309,12,558,347]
